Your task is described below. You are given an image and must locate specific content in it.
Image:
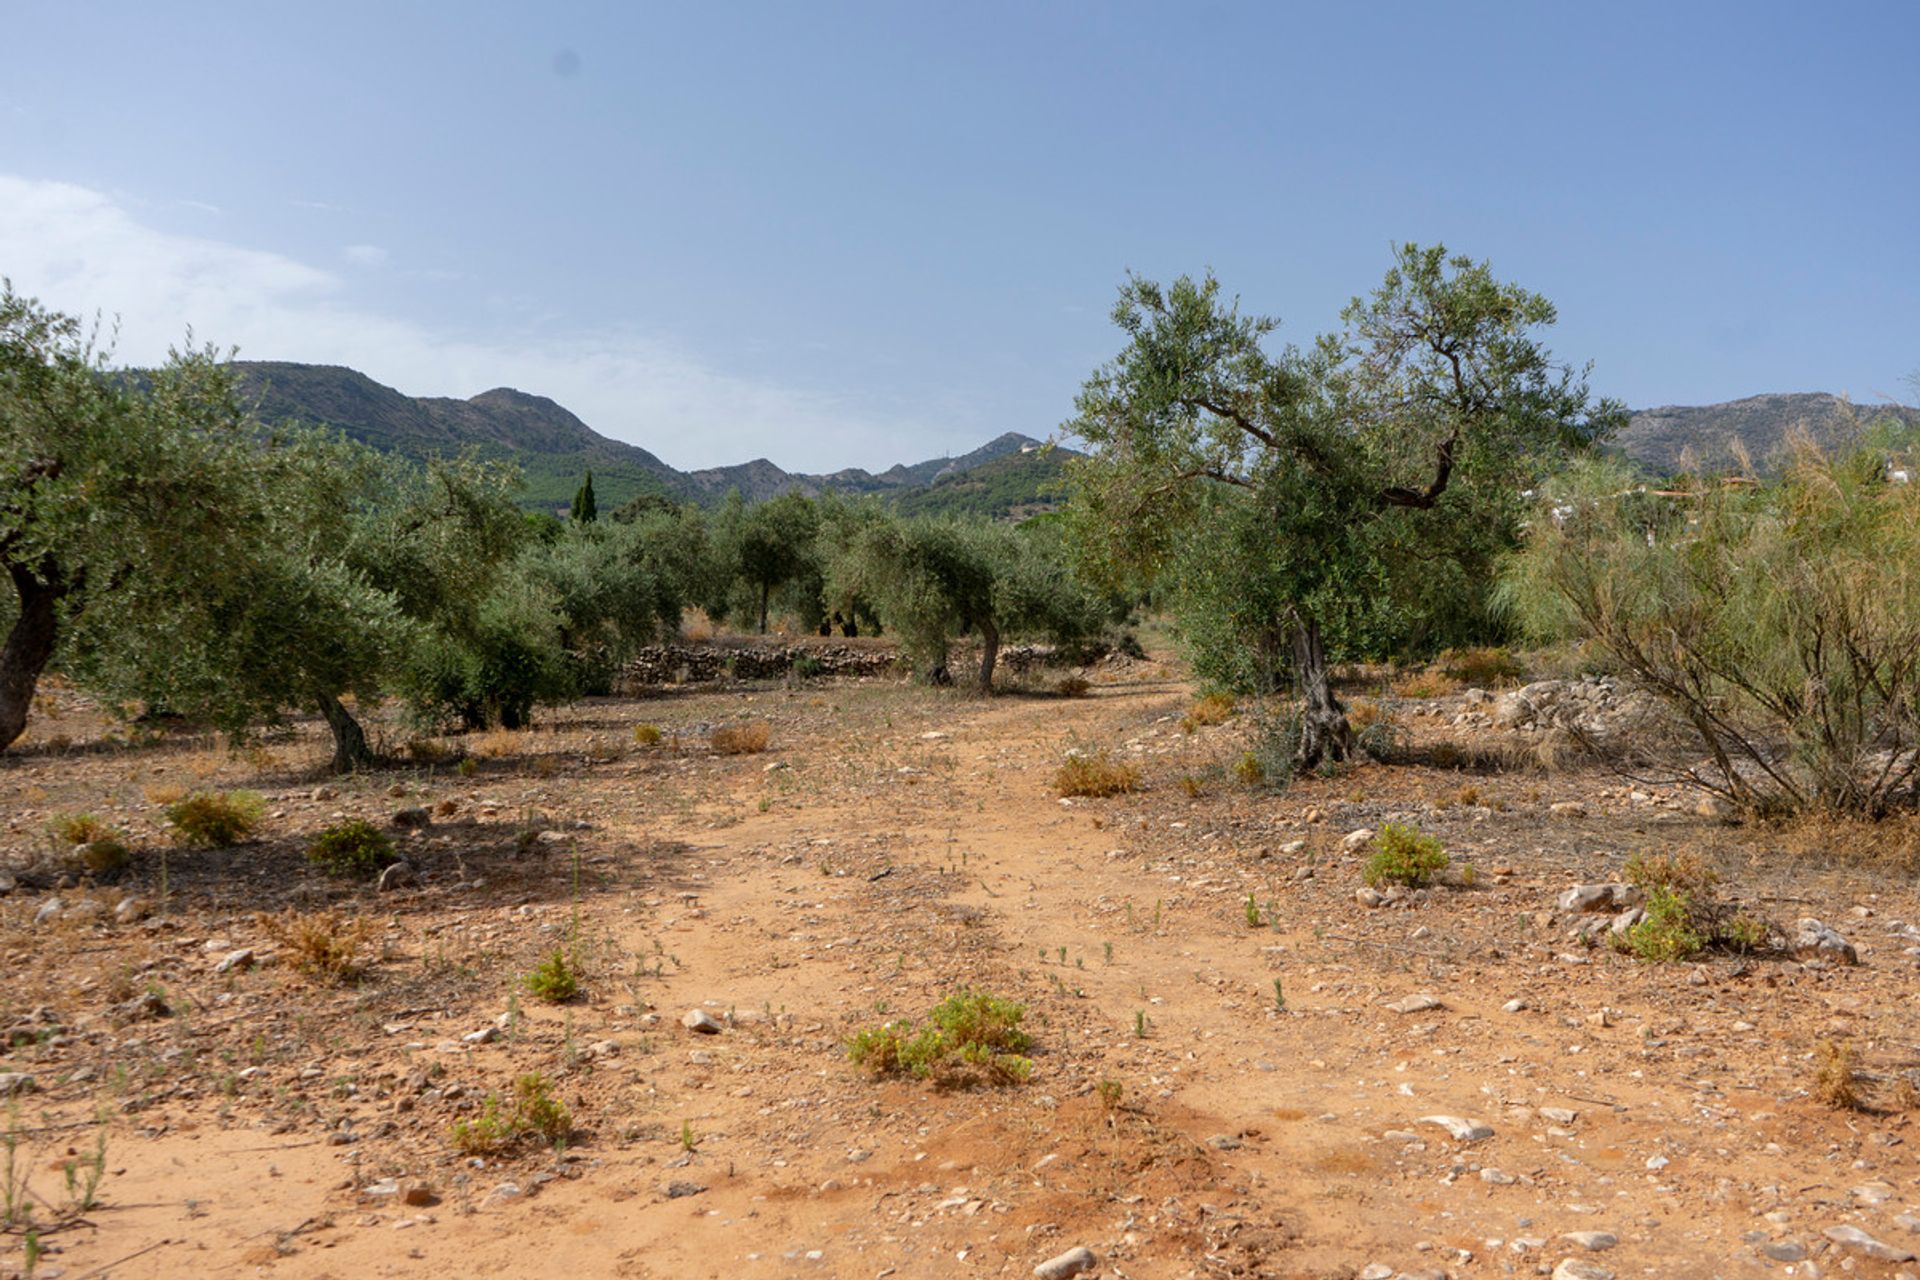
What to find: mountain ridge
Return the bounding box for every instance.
[228,362,1919,512]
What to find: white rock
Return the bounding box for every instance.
[1341,828,1376,852]
[1418,1115,1493,1142]
[214,947,255,974]
[1793,919,1859,965]
[1823,1224,1915,1261]
[681,1008,723,1034]
[1385,994,1445,1014]
[1562,1230,1617,1251]
[1551,1260,1614,1280]
[1033,1245,1098,1279]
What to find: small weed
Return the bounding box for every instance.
[1053,751,1140,798]
[1133,1009,1149,1038]
[1181,693,1235,733]
[523,951,581,1003]
[457,757,477,777]
[1243,893,1263,928]
[1272,977,1286,1011]
[1178,774,1205,799]
[1362,823,1449,888]
[1619,886,1706,962]
[679,1119,698,1152]
[404,737,457,764]
[633,723,663,746]
[164,790,266,848]
[1096,1079,1123,1109]
[1437,645,1524,687]
[1232,752,1265,785]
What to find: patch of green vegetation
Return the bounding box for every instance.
[846,990,1034,1087]
[523,950,581,1002]
[449,1073,572,1153]
[1361,823,1449,888]
[306,819,399,878]
[164,791,266,848]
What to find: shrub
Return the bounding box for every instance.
[447,1074,572,1155]
[1231,752,1264,785]
[164,790,266,847]
[1615,849,1770,961]
[47,812,113,846]
[846,990,1034,1088]
[633,722,663,746]
[1500,443,1920,817]
[80,839,131,876]
[1362,823,1449,888]
[403,737,458,764]
[523,950,580,1002]
[1054,750,1140,797]
[1387,669,1462,700]
[709,721,771,755]
[258,908,375,982]
[306,819,399,878]
[1181,693,1236,732]
[1619,885,1706,962]
[1812,1039,1860,1111]
[1054,675,1092,698]
[1437,646,1525,687]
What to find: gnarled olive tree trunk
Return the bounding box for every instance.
[0,559,70,753]
[317,691,375,773]
[977,616,1001,693]
[1291,616,1351,771]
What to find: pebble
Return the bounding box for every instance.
[462,1026,498,1045]
[663,1180,706,1198]
[1385,994,1445,1014]
[682,1008,723,1034]
[1033,1246,1098,1279]
[1341,828,1376,852]
[214,947,255,974]
[1502,998,1528,1013]
[1763,1243,1808,1262]
[1359,1266,1393,1280]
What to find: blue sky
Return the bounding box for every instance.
[3,1,1915,471]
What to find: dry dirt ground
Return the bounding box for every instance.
[4,648,1920,1280]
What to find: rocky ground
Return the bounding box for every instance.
[2,648,1919,1280]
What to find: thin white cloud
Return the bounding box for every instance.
[341,243,389,267]
[0,175,951,471]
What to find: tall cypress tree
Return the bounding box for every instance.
[571,470,597,523]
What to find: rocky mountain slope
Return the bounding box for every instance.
[1619,392,1920,473]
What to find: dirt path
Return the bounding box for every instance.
[6,664,1920,1279]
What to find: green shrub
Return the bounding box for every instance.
[80,838,131,875]
[1620,885,1706,962]
[1437,645,1525,687]
[306,819,398,878]
[47,812,113,846]
[632,723,663,746]
[523,950,580,1002]
[164,790,266,847]
[1362,823,1449,888]
[846,990,1034,1087]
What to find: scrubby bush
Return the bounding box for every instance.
[79,839,131,875]
[1362,823,1449,888]
[450,1072,572,1153]
[47,812,112,846]
[1437,646,1525,687]
[709,721,771,755]
[258,908,376,982]
[1181,693,1235,732]
[846,990,1034,1087]
[633,723,663,746]
[1054,750,1140,797]
[1501,434,1920,817]
[306,819,399,878]
[164,790,265,847]
[1614,850,1769,962]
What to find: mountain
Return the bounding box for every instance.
[1619,393,1920,474]
[228,361,1062,512]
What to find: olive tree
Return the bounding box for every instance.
[1065,244,1620,768]
[0,282,289,753]
[826,514,1111,689]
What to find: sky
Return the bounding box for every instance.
[3,1,1916,472]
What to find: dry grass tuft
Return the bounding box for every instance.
[1812,1039,1861,1110]
[1180,693,1235,732]
[710,721,772,755]
[1388,669,1462,700]
[1054,750,1141,798]
[258,909,376,983]
[1436,646,1525,687]
[472,730,525,759]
